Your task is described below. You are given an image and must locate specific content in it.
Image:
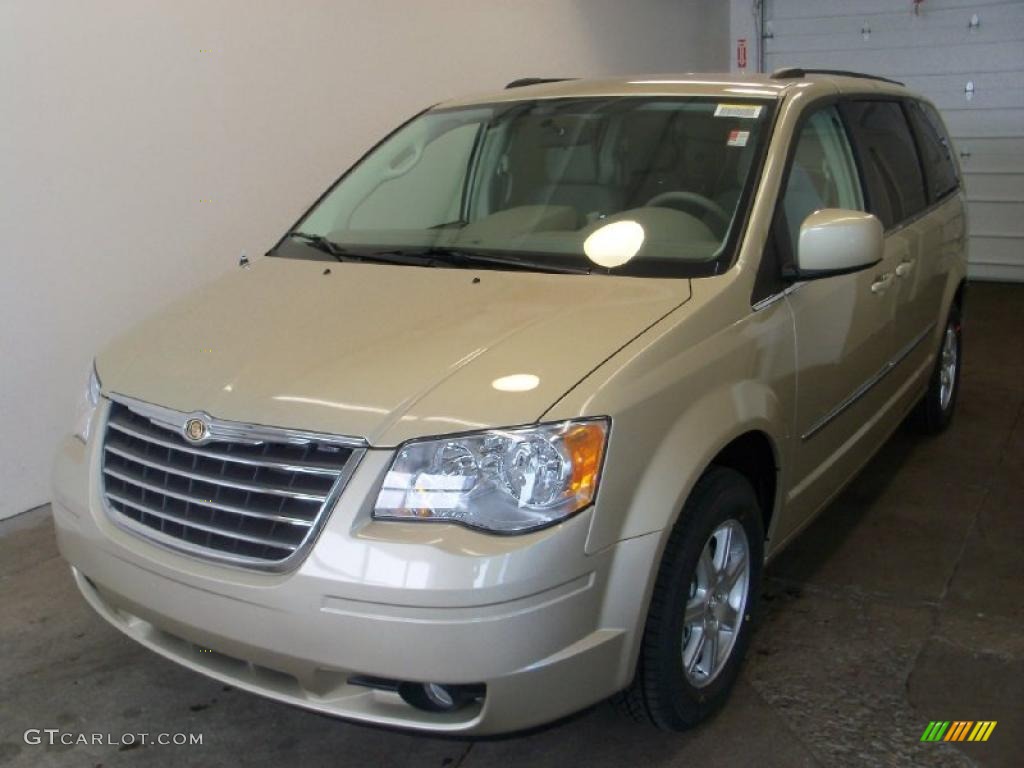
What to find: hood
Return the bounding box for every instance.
[98,258,689,445]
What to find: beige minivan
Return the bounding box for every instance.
[52,70,966,734]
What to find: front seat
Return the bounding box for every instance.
[530,139,620,225]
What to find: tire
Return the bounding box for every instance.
[913,305,962,434]
[614,466,764,731]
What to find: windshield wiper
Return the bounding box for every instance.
[429,219,469,229]
[286,235,589,273]
[286,233,446,267]
[287,232,348,261]
[372,247,591,275]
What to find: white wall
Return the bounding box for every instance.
[0,0,728,519]
[729,0,760,72]
[753,0,1024,282]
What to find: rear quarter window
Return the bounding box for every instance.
[841,100,928,229]
[906,100,960,203]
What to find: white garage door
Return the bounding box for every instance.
[763,0,1024,281]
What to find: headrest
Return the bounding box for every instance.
[545,142,600,184]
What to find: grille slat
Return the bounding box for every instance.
[107,419,341,475]
[102,467,316,527]
[101,399,362,568]
[107,492,300,551]
[104,443,329,501]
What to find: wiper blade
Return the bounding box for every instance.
[429,219,468,229]
[374,247,591,275]
[287,233,443,267]
[286,236,587,273]
[287,232,348,261]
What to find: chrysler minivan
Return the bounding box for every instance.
[52,70,966,734]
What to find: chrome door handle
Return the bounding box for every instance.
[870,272,894,294]
[895,259,916,277]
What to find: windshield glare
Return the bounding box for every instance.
[284,97,772,276]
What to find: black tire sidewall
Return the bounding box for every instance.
[642,467,764,729]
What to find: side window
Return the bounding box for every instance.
[782,106,864,250]
[906,100,960,202]
[840,100,927,229]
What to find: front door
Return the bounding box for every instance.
[776,104,901,540]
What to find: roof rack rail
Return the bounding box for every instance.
[770,67,904,86]
[505,77,575,89]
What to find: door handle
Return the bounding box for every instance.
[870,272,894,294]
[895,259,916,277]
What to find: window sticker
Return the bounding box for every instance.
[715,104,763,119]
[727,129,750,147]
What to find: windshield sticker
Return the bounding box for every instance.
[715,104,763,119]
[727,129,750,147]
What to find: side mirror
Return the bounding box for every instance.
[786,208,883,280]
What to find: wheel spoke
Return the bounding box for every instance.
[684,629,705,676]
[713,525,733,575]
[696,547,714,588]
[684,594,705,626]
[704,625,720,672]
[719,601,740,632]
[722,556,747,593]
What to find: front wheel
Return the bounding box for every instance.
[913,305,962,433]
[614,467,764,730]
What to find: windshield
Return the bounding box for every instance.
[274,96,774,277]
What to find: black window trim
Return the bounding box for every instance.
[858,97,961,239]
[838,94,933,233]
[904,98,962,205]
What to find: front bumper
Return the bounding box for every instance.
[52,426,658,734]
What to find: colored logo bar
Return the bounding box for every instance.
[920,721,997,742]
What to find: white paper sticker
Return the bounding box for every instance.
[727,129,750,147]
[715,103,763,119]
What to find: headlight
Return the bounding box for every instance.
[73,363,102,443]
[373,418,608,534]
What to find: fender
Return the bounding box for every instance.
[590,383,787,556]
[543,282,796,556]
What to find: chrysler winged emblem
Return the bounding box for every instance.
[184,418,208,443]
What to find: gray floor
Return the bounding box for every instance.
[2,283,1022,768]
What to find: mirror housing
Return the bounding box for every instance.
[785,208,883,280]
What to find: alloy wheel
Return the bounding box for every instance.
[681,519,750,687]
[939,323,959,411]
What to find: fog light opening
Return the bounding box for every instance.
[398,681,484,713]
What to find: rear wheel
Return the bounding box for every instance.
[913,305,962,433]
[614,467,764,730]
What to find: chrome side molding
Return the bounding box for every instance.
[802,323,936,442]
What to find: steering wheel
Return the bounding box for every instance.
[645,190,731,233]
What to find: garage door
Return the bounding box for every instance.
[762,0,1024,281]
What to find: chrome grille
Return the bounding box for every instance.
[100,396,364,569]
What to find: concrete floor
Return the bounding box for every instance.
[2,282,1022,768]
